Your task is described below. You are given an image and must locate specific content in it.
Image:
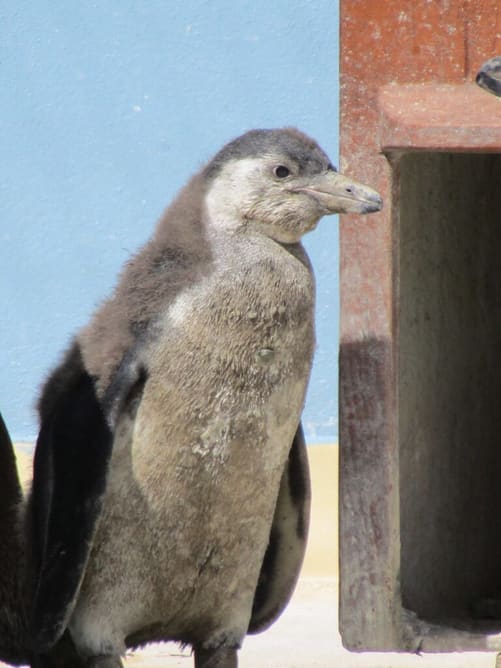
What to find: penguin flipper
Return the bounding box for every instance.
[248,422,311,634]
[30,342,114,652]
[0,411,23,504]
[0,413,29,665]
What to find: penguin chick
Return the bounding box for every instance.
[28,128,382,668]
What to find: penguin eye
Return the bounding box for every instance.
[274,165,291,179]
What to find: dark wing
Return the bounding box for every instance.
[30,340,146,654]
[0,413,28,665]
[30,342,114,652]
[0,412,22,505]
[248,422,311,634]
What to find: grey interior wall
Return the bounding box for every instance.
[398,152,501,620]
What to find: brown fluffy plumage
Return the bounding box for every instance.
[0,128,382,668]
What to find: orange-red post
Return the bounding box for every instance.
[339,0,501,652]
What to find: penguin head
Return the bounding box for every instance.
[203,127,382,243]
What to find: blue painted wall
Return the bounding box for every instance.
[1,1,340,443]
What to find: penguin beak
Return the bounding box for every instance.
[290,170,383,215]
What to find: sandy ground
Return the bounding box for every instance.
[5,446,500,667]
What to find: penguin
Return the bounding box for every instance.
[9,128,382,668]
[0,412,27,665]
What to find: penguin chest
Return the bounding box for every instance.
[133,267,311,625]
[135,254,315,502]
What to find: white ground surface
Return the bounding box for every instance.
[123,578,498,668]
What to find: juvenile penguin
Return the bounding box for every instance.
[27,128,382,668]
